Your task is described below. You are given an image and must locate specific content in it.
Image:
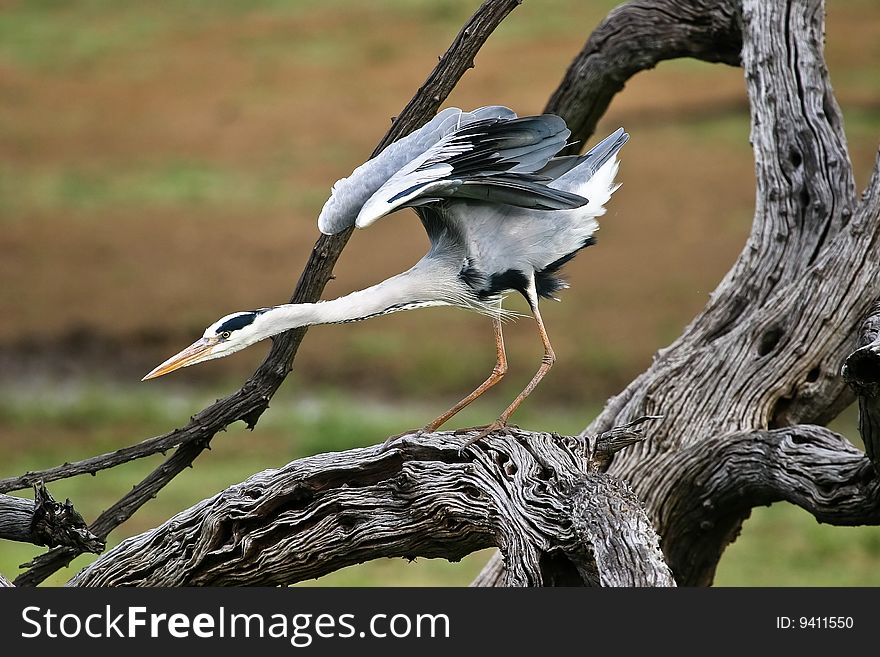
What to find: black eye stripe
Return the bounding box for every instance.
[216,312,258,334]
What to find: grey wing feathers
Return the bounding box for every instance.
[317,106,627,237]
[317,106,515,235]
[354,113,589,229]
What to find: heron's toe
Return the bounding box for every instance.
[380,427,424,451]
[459,420,512,451]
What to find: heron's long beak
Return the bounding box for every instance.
[142,337,217,380]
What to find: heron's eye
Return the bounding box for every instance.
[219,331,232,340]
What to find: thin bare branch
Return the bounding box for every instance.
[0,431,194,494]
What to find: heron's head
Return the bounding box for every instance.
[142,310,269,380]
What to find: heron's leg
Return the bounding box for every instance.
[499,303,555,422]
[380,317,507,450]
[463,300,555,448]
[424,316,507,432]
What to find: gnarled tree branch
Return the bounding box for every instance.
[545,0,741,151]
[69,430,673,587]
[598,0,880,585]
[642,425,880,584]
[480,0,880,586]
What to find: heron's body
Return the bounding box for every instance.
[144,106,628,442]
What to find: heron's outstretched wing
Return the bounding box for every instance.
[317,106,516,235]
[352,114,589,230]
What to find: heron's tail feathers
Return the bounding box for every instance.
[549,128,627,217]
[580,128,629,178]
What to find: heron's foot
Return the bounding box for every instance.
[380,427,425,452]
[452,422,518,436]
[456,420,518,453]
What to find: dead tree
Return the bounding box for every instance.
[2,0,878,586]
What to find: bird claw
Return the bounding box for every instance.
[456,420,515,456]
[380,428,424,452]
[384,419,518,456]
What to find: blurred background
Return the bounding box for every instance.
[1,0,879,586]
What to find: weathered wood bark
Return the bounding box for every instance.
[70,431,673,587]
[0,484,102,553]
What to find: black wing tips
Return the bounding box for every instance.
[438,113,589,210]
[450,117,632,212]
[455,113,568,146]
[443,114,571,176]
[456,177,588,210]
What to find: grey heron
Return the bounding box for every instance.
[143,106,628,444]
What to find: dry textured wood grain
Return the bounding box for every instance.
[8,0,526,587]
[0,494,35,545]
[70,431,673,587]
[599,0,879,585]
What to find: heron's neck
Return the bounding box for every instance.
[254,267,448,338]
